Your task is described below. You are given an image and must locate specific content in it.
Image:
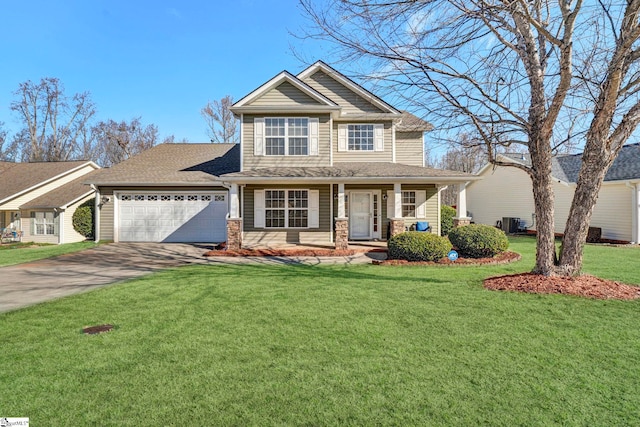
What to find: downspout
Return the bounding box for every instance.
[91,184,100,243]
[625,181,639,244]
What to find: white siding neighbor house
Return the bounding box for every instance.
[467,144,640,243]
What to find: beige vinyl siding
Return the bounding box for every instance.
[21,210,60,244]
[248,81,324,106]
[395,131,425,166]
[333,121,393,162]
[590,183,633,241]
[63,194,94,243]
[301,70,386,115]
[243,184,331,246]
[97,186,228,243]
[1,164,96,210]
[332,184,438,238]
[242,114,332,168]
[467,163,634,241]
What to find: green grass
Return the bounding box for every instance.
[1,237,639,425]
[0,241,98,266]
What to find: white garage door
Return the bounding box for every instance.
[117,192,228,242]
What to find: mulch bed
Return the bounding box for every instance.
[203,248,365,257]
[373,251,521,266]
[484,273,640,300]
[82,324,114,334]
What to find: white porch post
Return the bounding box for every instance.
[229,183,240,218]
[455,182,472,227]
[337,183,346,218]
[394,183,402,218]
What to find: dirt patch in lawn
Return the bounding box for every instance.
[374,251,521,266]
[203,247,387,257]
[484,273,640,300]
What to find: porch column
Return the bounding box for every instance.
[335,183,348,250]
[226,183,242,250]
[389,183,405,238]
[454,182,472,227]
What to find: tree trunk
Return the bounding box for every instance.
[557,148,610,276]
[529,147,557,275]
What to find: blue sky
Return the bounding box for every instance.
[0,1,333,143]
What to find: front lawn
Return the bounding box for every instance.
[1,237,638,425]
[0,241,98,267]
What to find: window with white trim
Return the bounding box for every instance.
[402,191,416,217]
[31,211,57,235]
[265,118,309,156]
[264,189,309,228]
[348,124,374,151]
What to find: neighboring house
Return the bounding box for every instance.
[88,61,478,248]
[467,144,640,243]
[0,160,100,244]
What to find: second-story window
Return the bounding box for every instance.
[265,118,309,156]
[348,124,374,151]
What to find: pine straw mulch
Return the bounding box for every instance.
[203,247,387,257]
[484,273,640,300]
[373,251,521,266]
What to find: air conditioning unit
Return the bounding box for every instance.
[502,217,520,234]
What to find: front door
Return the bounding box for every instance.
[349,191,372,239]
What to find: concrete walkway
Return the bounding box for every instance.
[0,243,384,313]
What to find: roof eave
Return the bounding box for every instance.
[222,176,480,184]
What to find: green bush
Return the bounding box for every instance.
[72,199,95,239]
[441,205,456,236]
[388,231,452,262]
[448,224,509,258]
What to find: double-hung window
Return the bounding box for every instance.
[348,124,374,151]
[31,211,57,235]
[402,191,417,218]
[265,118,309,156]
[264,190,309,228]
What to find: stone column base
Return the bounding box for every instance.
[389,218,406,238]
[226,218,242,251]
[453,217,472,228]
[335,217,349,250]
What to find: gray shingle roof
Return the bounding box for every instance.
[222,162,475,181]
[396,111,433,132]
[502,143,640,183]
[87,143,240,185]
[21,171,98,209]
[0,160,92,203]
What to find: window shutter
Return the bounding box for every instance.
[309,118,319,156]
[53,212,60,236]
[338,124,347,152]
[386,190,395,219]
[31,211,36,235]
[254,189,265,228]
[254,118,265,156]
[309,190,319,228]
[374,124,384,152]
[416,190,427,218]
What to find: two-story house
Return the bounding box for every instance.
[88,61,477,249]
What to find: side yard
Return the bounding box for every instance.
[0,237,638,425]
[0,241,98,267]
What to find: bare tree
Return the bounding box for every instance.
[201,95,238,143]
[0,122,17,161]
[92,118,162,167]
[300,0,640,276]
[10,77,95,162]
[438,134,488,205]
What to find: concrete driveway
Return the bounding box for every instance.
[0,243,215,313]
[0,243,382,313]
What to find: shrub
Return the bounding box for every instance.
[388,231,452,262]
[441,205,456,236]
[448,224,509,258]
[72,198,95,239]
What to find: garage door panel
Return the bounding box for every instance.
[118,192,227,242]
